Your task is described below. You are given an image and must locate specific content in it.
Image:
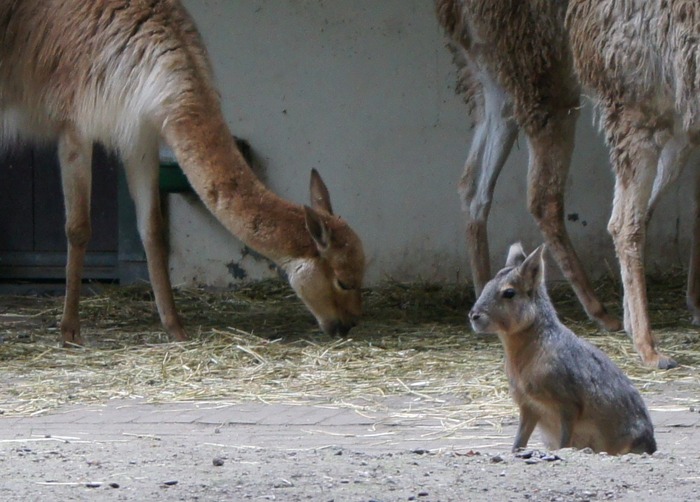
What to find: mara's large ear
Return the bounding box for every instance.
[505,242,527,268]
[304,205,331,253]
[518,244,546,291]
[309,168,334,215]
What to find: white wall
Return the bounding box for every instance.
[168,0,697,288]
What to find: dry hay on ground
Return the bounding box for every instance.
[0,277,698,428]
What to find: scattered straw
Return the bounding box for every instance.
[0,277,698,426]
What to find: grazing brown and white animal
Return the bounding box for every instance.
[0,0,366,344]
[567,0,699,369]
[469,243,657,454]
[435,0,688,368]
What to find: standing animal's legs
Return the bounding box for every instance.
[687,166,700,324]
[58,130,93,346]
[606,116,676,368]
[458,74,518,293]
[647,133,693,219]
[644,133,700,324]
[526,108,622,331]
[122,131,187,341]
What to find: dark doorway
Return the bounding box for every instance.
[0,144,120,281]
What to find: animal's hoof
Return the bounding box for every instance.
[643,352,677,370]
[596,313,623,333]
[656,356,678,370]
[60,324,84,347]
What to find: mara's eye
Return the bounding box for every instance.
[502,288,516,299]
[335,278,352,291]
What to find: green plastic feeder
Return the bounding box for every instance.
[159,161,192,193]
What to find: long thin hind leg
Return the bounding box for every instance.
[606,114,676,369]
[687,164,700,325]
[458,71,518,293]
[644,133,700,324]
[58,130,93,346]
[527,108,622,332]
[122,130,187,341]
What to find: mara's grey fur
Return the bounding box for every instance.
[0,0,366,344]
[469,243,657,454]
[567,0,699,369]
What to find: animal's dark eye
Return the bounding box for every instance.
[335,278,352,291]
[502,288,516,299]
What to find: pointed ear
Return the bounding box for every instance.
[304,205,331,252]
[309,168,334,215]
[518,244,546,291]
[505,242,527,268]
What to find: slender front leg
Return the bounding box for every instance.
[122,131,187,341]
[58,130,93,346]
[458,71,518,294]
[645,133,700,325]
[687,166,700,325]
[512,404,539,452]
[527,109,621,332]
[606,117,676,369]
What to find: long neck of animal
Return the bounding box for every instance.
[161,103,315,266]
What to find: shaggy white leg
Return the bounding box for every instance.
[458,71,518,294]
[607,121,676,369]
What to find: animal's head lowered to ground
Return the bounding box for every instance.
[283,169,365,336]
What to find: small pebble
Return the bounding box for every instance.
[213,457,224,467]
[109,483,120,489]
[542,454,562,462]
[85,482,101,488]
[162,480,178,486]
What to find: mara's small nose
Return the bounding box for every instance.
[468,310,481,321]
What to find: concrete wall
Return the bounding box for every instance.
[168,0,697,288]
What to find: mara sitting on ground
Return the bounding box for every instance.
[469,243,656,455]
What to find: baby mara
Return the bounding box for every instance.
[469,243,656,455]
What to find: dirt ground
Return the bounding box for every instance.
[1,387,699,502]
[1,280,699,501]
